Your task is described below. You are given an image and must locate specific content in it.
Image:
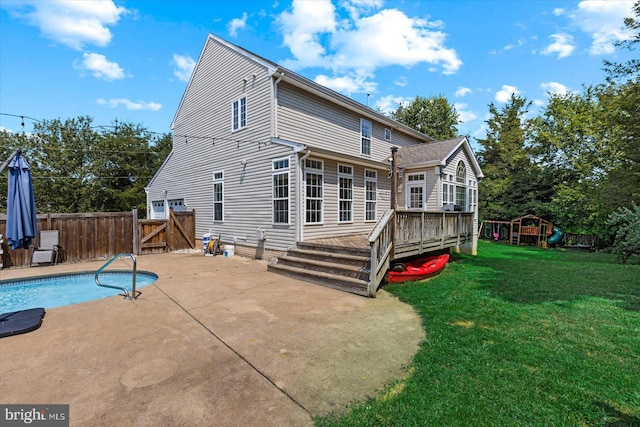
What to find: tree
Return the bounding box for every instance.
[475,94,537,220]
[392,95,459,140]
[604,0,640,83]
[0,116,171,214]
[528,87,612,233]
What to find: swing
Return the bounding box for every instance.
[492,222,499,241]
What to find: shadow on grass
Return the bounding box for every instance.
[466,242,640,312]
[595,402,640,426]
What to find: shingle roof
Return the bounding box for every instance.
[397,137,466,167]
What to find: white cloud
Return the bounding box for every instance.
[504,38,525,51]
[495,85,520,103]
[314,73,377,95]
[3,0,127,50]
[571,0,634,55]
[340,0,384,20]
[277,0,337,69]
[455,86,472,98]
[541,33,575,58]
[330,8,462,74]
[540,81,569,96]
[394,76,408,87]
[278,0,462,79]
[375,95,413,115]
[553,8,565,16]
[228,12,248,37]
[173,54,196,82]
[75,52,124,80]
[97,98,162,111]
[454,103,477,123]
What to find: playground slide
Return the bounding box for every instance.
[547,226,563,245]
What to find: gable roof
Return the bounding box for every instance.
[173,34,435,143]
[397,137,484,178]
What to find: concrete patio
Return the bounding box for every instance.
[0,252,424,426]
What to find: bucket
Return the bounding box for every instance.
[202,233,211,253]
[224,245,235,257]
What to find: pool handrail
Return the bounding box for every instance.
[95,253,140,300]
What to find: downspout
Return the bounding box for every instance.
[298,149,311,243]
[274,73,284,138]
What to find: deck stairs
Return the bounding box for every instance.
[268,240,372,297]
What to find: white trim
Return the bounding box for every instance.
[304,158,324,225]
[231,95,247,132]
[360,118,372,156]
[213,170,224,222]
[337,163,354,223]
[405,172,426,209]
[364,169,377,222]
[272,157,290,225]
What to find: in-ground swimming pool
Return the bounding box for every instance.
[0,271,158,313]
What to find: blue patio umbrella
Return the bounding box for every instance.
[5,152,38,249]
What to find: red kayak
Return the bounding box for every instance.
[385,254,450,283]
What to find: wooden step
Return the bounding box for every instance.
[275,254,369,281]
[285,248,370,268]
[267,263,369,297]
[296,241,370,257]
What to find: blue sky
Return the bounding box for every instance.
[0,0,635,145]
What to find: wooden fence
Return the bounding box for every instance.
[0,210,195,268]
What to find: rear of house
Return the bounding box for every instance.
[146,34,482,294]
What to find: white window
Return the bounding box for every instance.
[305,159,323,224]
[272,158,290,224]
[151,200,165,219]
[384,128,391,141]
[213,171,223,222]
[338,164,353,223]
[168,199,185,212]
[406,173,426,209]
[232,96,247,131]
[365,169,377,221]
[456,161,467,210]
[361,119,372,155]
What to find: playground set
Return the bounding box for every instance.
[479,214,563,247]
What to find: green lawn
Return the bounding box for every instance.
[315,241,640,426]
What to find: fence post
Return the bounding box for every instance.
[166,208,173,252]
[132,208,139,255]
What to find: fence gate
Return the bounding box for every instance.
[136,209,196,255]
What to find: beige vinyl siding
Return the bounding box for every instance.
[147,36,297,252]
[303,157,391,241]
[278,82,415,163]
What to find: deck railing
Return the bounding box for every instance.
[367,209,395,297]
[394,210,473,258]
[367,210,474,295]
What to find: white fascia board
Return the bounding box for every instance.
[270,137,306,152]
[146,150,174,189]
[449,138,483,178]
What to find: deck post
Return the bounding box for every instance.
[390,147,398,256]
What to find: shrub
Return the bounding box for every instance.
[606,203,640,264]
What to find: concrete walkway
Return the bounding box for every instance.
[0,252,424,426]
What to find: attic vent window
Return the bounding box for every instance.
[384,128,391,141]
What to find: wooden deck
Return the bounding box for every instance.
[307,234,369,249]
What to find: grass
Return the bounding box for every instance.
[315,241,640,426]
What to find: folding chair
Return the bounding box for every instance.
[30,230,61,266]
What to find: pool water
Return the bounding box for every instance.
[0,271,158,313]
